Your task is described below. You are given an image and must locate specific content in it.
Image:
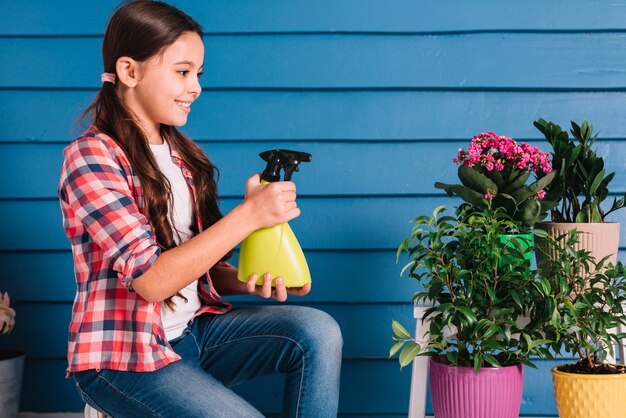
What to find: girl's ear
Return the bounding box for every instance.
[116,56,140,88]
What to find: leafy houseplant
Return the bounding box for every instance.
[391,205,553,417]
[534,119,626,223]
[435,132,556,231]
[0,292,24,418]
[533,119,624,272]
[537,232,626,417]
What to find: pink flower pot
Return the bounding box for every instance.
[429,358,524,418]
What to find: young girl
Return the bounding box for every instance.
[57,1,342,417]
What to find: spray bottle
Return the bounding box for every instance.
[237,149,313,287]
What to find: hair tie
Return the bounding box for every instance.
[101,72,116,84]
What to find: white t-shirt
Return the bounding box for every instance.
[149,139,201,341]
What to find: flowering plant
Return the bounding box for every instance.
[435,132,556,230]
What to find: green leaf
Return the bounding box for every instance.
[518,358,538,369]
[484,354,501,368]
[458,165,499,194]
[589,169,605,195]
[474,352,484,373]
[528,171,556,193]
[434,182,486,207]
[400,261,416,277]
[389,341,404,357]
[529,339,553,351]
[538,277,551,296]
[399,342,421,368]
[483,324,500,339]
[445,350,459,366]
[503,171,531,193]
[433,205,447,218]
[396,238,410,260]
[522,333,532,352]
[392,320,412,340]
[520,199,542,227]
[458,307,478,325]
[482,340,505,351]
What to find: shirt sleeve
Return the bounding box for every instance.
[58,136,161,289]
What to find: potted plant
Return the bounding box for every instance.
[0,292,24,418]
[391,204,553,418]
[435,131,556,232]
[534,119,626,269]
[538,231,626,418]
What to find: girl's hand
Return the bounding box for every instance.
[246,273,311,302]
[242,173,300,230]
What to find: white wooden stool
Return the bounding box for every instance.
[407,301,626,418]
[84,404,107,418]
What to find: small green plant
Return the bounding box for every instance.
[435,132,556,230]
[0,292,15,336]
[538,231,626,373]
[391,205,553,372]
[534,119,626,223]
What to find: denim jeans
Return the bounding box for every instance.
[73,305,343,418]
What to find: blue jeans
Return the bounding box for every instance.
[73,305,342,417]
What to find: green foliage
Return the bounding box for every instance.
[537,231,626,368]
[534,119,626,223]
[391,205,553,371]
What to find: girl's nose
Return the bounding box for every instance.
[190,76,202,97]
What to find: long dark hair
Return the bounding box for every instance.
[82,0,232,308]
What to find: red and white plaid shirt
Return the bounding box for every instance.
[58,126,232,376]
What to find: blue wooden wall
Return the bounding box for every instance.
[1,1,626,416]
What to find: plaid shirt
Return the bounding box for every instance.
[58,126,232,376]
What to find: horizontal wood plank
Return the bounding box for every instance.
[2,198,626,251]
[3,34,626,89]
[0,250,419,303]
[2,91,626,143]
[3,140,626,199]
[2,0,626,35]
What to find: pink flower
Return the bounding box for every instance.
[454,132,553,175]
[536,190,546,200]
[484,191,495,200]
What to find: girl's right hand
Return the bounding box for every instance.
[242,173,300,229]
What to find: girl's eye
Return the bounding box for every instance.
[198,72,204,78]
[177,70,189,76]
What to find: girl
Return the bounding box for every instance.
[57,1,342,417]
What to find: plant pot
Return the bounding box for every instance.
[552,366,626,418]
[429,358,524,418]
[534,222,620,273]
[498,233,534,266]
[0,349,25,418]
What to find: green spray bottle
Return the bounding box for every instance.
[237,149,313,287]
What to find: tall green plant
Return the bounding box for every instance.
[534,119,626,223]
[537,231,626,372]
[391,205,553,372]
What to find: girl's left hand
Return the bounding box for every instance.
[246,273,311,302]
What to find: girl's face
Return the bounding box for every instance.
[132,31,204,136]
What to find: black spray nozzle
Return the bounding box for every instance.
[259,149,312,182]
